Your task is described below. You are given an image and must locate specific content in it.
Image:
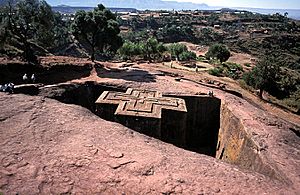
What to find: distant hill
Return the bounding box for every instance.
[52,5,138,14]
[47,0,209,10]
[234,7,300,20]
[1,0,299,20]
[0,0,13,6]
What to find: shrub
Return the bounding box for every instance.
[281,97,300,111]
[242,56,280,98]
[118,38,166,61]
[205,44,230,63]
[168,43,188,60]
[197,56,207,62]
[222,62,243,79]
[179,51,197,61]
[208,67,223,76]
[242,70,257,87]
[118,41,136,59]
[208,58,220,65]
[167,43,196,61]
[239,79,255,91]
[244,63,251,67]
[223,62,243,71]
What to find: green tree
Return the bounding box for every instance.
[0,5,9,49]
[243,56,280,99]
[179,51,197,61]
[156,42,166,54]
[137,37,165,61]
[157,24,196,43]
[118,38,166,61]
[205,44,230,63]
[167,43,196,61]
[196,27,223,45]
[168,43,188,61]
[51,13,71,48]
[118,41,141,59]
[32,0,55,46]
[5,0,56,62]
[71,4,122,61]
[142,37,159,60]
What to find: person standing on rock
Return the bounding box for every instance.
[31,74,36,83]
[23,73,28,83]
[7,82,14,94]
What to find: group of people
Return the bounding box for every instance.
[0,73,37,94]
[0,82,15,94]
[23,73,36,83]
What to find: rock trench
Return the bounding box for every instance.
[12,81,288,182]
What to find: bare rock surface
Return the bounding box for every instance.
[0,59,300,194]
[0,93,295,194]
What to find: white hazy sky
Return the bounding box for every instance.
[172,0,300,9]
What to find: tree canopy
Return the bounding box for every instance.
[118,37,166,61]
[168,43,188,61]
[71,4,122,61]
[243,55,280,98]
[205,44,231,63]
[2,0,57,62]
[0,0,70,62]
[167,43,196,61]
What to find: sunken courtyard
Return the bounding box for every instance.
[0,62,299,194]
[33,82,296,184]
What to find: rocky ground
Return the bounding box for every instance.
[0,57,299,194]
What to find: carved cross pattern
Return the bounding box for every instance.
[96,88,187,118]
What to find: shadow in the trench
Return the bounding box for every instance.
[172,96,221,157]
[96,92,221,157]
[37,65,92,85]
[37,82,221,157]
[95,66,156,83]
[0,63,92,85]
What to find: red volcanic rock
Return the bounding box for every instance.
[0,58,299,194]
[0,93,297,194]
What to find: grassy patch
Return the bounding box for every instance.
[208,67,223,76]
[208,62,243,79]
[244,63,251,67]
[239,79,255,92]
[197,56,207,62]
[281,98,300,111]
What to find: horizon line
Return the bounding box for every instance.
[51,4,300,11]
